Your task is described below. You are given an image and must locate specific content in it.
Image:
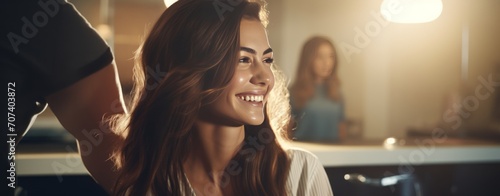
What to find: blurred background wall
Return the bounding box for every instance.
[66,0,500,140]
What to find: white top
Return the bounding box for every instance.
[285,148,334,196]
[184,148,334,196]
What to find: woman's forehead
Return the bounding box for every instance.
[239,19,270,54]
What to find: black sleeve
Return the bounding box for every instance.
[1,0,113,97]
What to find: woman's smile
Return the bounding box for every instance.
[235,90,267,107]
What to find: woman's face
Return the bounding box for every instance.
[312,43,335,80]
[200,19,274,126]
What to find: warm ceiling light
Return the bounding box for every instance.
[164,0,177,7]
[380,0,443,23]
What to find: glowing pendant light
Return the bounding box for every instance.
[164,0,177,7]
[380,0,443,23]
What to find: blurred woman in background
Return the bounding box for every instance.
[290,36,347,142]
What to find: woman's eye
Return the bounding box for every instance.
[239,57,251,64]
[264,58,274,64]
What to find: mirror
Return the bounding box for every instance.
[266,0,500,140]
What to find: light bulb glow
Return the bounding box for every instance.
[381,0,443,23]
[164,0,177,7]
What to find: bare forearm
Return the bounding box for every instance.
[46,64,126,193]
[78,130,123,194]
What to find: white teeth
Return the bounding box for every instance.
[238,95,264,102]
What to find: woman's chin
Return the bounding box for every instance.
[244,117,265,126]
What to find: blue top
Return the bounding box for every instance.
[292,85,345,142]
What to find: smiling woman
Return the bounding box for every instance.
[108,0,333,195]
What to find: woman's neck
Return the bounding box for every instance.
[183,120,245,192]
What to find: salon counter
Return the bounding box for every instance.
[291,138,500,167]
[15,138,500,195]
[15,122,500,196]
[293,138,500,196]
[16,137,500,176]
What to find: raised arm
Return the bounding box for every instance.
[46,63,126,193]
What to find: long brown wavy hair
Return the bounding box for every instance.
[109,0,292,195]
[290,36,341,109]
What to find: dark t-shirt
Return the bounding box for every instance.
[1,0,113,135]
[1,0,113,193]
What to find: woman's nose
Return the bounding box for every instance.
[250,62,273,86]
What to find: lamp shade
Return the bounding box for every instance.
[164,0,176,7]
[381,0,443,23]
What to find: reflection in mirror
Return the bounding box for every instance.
[289,36,347,142]
[266,0,500,141]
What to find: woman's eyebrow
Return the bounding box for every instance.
[263,48,273,55]
[240,47,273,55]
